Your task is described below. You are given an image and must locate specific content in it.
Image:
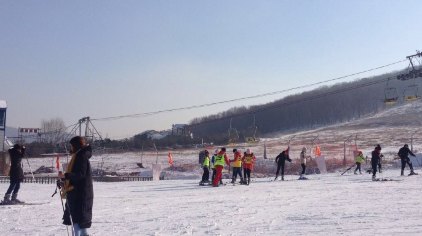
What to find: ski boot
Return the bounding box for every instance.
[372,175,376,181]
[409,170,418,176]
[354,171,358,175]
[2,194,11,204]
[281,176,284,181]
[247,178,250,185]
[401,170,404,176]
[11,193,23,204]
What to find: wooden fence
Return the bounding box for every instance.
[0,176,153,184]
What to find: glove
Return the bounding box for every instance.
[56,179,64,189]
[64,173,71,179]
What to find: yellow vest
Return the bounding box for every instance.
[214,154,225,166]
[244,154,254,164]
[232,152,242,167]
[203,156,210,167]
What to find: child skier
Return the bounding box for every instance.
[230,149,244,184]
[354,151,365,174]
[242,148,256,185]
[275,148,292,181]
[397,144,417,176]
[200,150,210,185]
[299,147,311,179]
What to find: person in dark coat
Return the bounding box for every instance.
[60,136,93,236]
[3,144,25,203]
[397,144,417,176]
[274,148,292,181]
[371,144,383,180]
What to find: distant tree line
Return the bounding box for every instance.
[188,69,420,144]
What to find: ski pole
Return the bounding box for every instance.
[63,192,75,236]
[52,185,70,236]
[25,155,35,181]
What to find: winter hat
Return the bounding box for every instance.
[204,150,209,154]
[302,147,307,152]
[375,144,381,150]
[246,148,251,154]
[70,136,86,150]
[404,144,409,148]
[13,144,22,150]
[221,147,226,152]
[214,149,219,155]
[233,149,237,153]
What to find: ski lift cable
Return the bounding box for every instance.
[190,76,396,128]
[91,59,407,122]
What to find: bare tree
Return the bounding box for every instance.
[41,118,66,144]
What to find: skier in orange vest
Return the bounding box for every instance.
[242,148,256,185]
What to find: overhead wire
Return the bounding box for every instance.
[91,59,407,122]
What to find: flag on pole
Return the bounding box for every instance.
[168,152,174,166]
[315,146,321,157]
[56,155,61,170]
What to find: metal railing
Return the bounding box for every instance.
[0,176,153,184]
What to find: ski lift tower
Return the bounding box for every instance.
[67,116,103,147]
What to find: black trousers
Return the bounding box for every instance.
[401,157,414,171]
[6,180,21,195]
[232,167,243,180]
[243,168,251,180]
[355,162,361,173]
[275,162,286,177]
[201,167,210,182]
[301,164,306,175]
[371,161,378,177]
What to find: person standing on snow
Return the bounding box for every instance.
[354,151,365,175]
[200,150,211,185]
[230,149,244,184]
[371,144,383,180]
[242,148,256,185]
[397,144,417,176]
[212,147,230,187]
[274,148,292,181]
[2,144,25,204]
[59,136,93,236]
[299,147,311,179]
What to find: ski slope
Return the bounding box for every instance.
[0,169,421,236]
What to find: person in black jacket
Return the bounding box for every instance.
[371,144,383,180]
[397,144,417,176]
[60,136,93,236]
[274,148,292,181]
[3,144,25,203]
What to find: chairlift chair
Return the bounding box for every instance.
[384,87,399,105]
[403,84,421,102]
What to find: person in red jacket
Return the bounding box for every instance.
[230,149,244,184]
[242,148,256,185]
[212,147,230,187]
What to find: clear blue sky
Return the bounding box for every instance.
[1,0,421,139]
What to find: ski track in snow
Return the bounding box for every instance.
[0,170,421,236]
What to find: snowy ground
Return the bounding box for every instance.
[1,168,421,236]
